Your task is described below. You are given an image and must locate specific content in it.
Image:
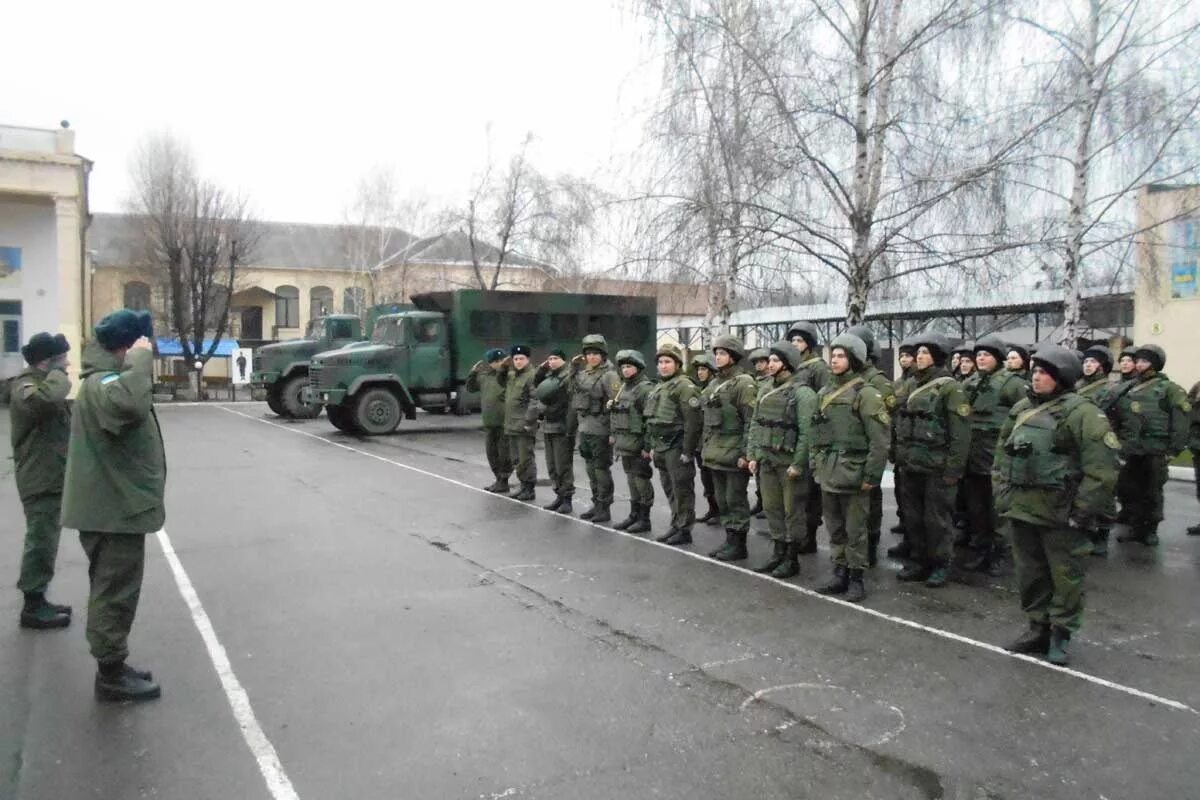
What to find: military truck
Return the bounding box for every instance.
[309,289,657,435]
[251,303,411,418]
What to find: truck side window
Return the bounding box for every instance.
[471,311,503,338]
[329,319,355,339]
[414,320,442,344]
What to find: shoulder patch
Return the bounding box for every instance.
[957,403,971,417]
[1103,431,1120,450]
[100,373,121,385]
[875,410,891,425]
[688,396,701,408]
[884,394,897,409]
[1130,400,1141,413]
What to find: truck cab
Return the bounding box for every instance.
[309,311,452,434]
[251,314,363,418]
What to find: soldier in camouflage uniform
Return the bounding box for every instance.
[888,337,918,555]
[996,346,1118,665]
[746,342,818,579]
[647,344,703,545]
[690,353,721,525]
[609,349,655,534]
[786,321,831,551]
[747,348,772,519]
[957,333,1028,573]
[1188,379,1200,536]
[499,345,538,501]
[1110,344,1190,546]
[11,332,74,630]
[701,335,759,562]
[531,349,576,513]
[1006,344,1031,382]
[811,334,890,602]
[1116,346,1137,383]
[845,325,896,567]
[954,342,976,381]
[466,348,512,493]
[894,334,971,587]
[571,334,622,523]
[1075,345,1117,554]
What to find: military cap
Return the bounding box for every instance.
[748,348,770,363]
[616,349,646,370]
[655,342,685,365]
[785,321,820,350]
[767,341,802,372]
[510,344,531,357]
[1134,344,1166,372]
[845,325,879,361]
[21,331,70,365]
[1082,345,1113,373]
[829,333,868,369]
[548,347,567,359]
[711,334,746,361]
[974,334,1008,362]
[95,309,152,351]
[913,333,955,366]
[485,347,507,363]
[580,333,607,354]
[1031,345,1082,388]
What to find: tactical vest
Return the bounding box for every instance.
[966,370,1019,433]
[1116,376,1177,455]
[702,373,752,436]
[610,377,649,453]
[795,355,829,392]
[811,378,870,455]
[754,378,803,453]
[999,395,1085,491]
[896,375,955,470]
[572,366,611,417]
[645,375,685,449]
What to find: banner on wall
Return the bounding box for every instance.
[0,246,22,288]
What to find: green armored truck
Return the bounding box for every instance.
[309,290,657,435]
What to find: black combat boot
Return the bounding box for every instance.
[543,495,565,511]
[95,661,161,703]
[956,546,989,572]
[627,505,652,534]
[897,562,932,582]
[1089,527,1109,557]
[714,530,748,562]
[556,497,573,515]
[19,593,70,630]
[769,543,801,580]
[886,540,911,559]
[655,527,679,543]
[1005,622,1051,655]
[1046,627,1071,665]
[844,569,866,603]
[707,530,734,558]
[754,540,788,574]
[590,504,612,524]
[612,505,639,530]
[1188,523,1200,536]
[699,496,721,525]
[924,563,949,588]
[796,537,818,555]
[664,528,693,546]
[485,478,511,494]
[580,505,597,520]
[816,564,849,595]
[513,483,536,502]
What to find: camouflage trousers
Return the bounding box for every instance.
[964,472,998,553]
[823,490,870,569]
[79,532,147,665]
[900,471,956,566]
[17,494,63,595]
[619,452,654,507]
[1010,520,1089,632]
[711,468,751,532]
[543,433,575,499]
[653,447,695,533]
[1117,454,1169,528]
[484,426,512,483]
[507,434,538,488]
[806,474,823,538]
[698,462,715,500]
[757,462,809,545]
[578,434,615,506]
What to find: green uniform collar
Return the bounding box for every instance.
[79,342,124,377]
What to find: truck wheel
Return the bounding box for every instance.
[266,386,286,416]
[280,374,322,420]
[326,405,357,433]
[352,388,402,435]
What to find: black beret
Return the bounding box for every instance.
[548,348,567,359]
[95,309,152,350]
[510,344,531,357]
[21,332,70,365]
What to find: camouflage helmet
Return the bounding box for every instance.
[767,340,803,372]
[655,342,685,365]
[953,340,976,357]
[913,333,955,366]
[1082,344,1113,372]
[1007,343,1031,366]
[974,334,1008,362]
[691,352,715,369]
[711,334,746,362]
[616,348,646,370]
[748,347,770,363]
[897,336,919,356]
[829,333,868,369]
[534,375,564,403]
[1118,343,1137,361]
[1134,343,1166,371]
[845,325,878,361]
[1031,345,1083,388]
[581,333,608,355]
[785,320,820,350]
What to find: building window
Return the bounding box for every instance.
[310,286,334,316]
[275,285,299,328]
[1170,218,1199,299]
[124,281,152,311]
[344,286,366,315]
[2,320,18,353]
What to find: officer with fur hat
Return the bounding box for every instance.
[1109,344,1190,546]
[689,352,721,525]
[786,320,831,548]
[996,345,1117,665]
[811,333,890,601]
[1075,344,1117,554]
[570,334,622,523]
[11,332,73,630]
[645,343,702,545]
[61,310,163,701]
[499,344,539,501]
[846,324,897,566]
[746,342,818,578]
[702,335,759,562]
[532,348,576,513]
[467,348,513,493]
[609,350,655,533]
[893,333,971,587]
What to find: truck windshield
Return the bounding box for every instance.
[372,319,403,344]
[305,318,325,339]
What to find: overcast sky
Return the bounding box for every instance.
[3,0,658,228]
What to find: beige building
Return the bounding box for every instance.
[1135,184,1200,391]
[0,123,91,388]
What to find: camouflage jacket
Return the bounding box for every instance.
[9,367,71,503]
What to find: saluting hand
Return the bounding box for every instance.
[131,336,153,352]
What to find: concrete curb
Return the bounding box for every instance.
[1169,465,1195,483]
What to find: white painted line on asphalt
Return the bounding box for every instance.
[156,527,301,800]
[214,405,1200,717]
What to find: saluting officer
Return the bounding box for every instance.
[894,334,971,588]
[571,334,622,523]
[466,348,512,494]
[845,325,896,567]
[690,353,721,526]
[1075,345,1117,554]
[811,334,890,602]
[1110,344,1190,546]
[701,335,759,562]
[746,341,818,579]
[646,344,702,545]
[996,346,1118,665]
[532,349,575,513]
[11,332,74,630]
[499,345,538,501]
[786,320,831,551]
[609,349,655,534]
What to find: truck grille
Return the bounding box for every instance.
[309,363,325,392]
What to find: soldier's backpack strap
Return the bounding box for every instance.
[820,377,865,412]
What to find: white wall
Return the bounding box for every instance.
[0,195,58,378]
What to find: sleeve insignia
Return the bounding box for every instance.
[885,394,897,409]
[688,396,701,408]
[957,403,971,417]
[876,410,891,425]
[1103,431,1120,450]
[100,373,121,385]
[1130,400,1141,414]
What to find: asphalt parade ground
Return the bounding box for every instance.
[3,404,1199,800]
